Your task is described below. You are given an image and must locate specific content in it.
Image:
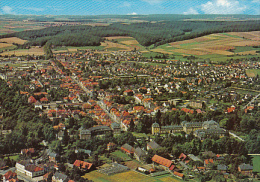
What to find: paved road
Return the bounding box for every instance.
[243,93,260,109]
[229,131,245,142]
[71,75,120,124]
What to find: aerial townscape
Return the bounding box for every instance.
[0,0,260,182]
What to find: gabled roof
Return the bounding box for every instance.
[151,155,173,168]
[121,143,134,154]
[239,163,253,171]
[134,147,146,158]
[204,159,214,165]
[147,141,161,150]
[173,171,184,178]
[4,170,17,180]
[53,172,68,181]
[73,160,93,170]
[217,164,228,171]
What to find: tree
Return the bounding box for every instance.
[156,110,161,124]
[62,130,69,145]
[50,140,63,155]
[129,119,135,132]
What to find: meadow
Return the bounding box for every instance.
[150,31,260,59]
[83,170,182,182]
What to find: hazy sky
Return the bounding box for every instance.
[1,0,259,15]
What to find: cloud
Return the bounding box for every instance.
[120,2,131,7]
[183,8,199,15]
[2,6,15,14]
[46,6,63,12]
[128,12,137,15]
[22,7,44,12]
[252,0,260,3]
[201,0,247,14]
[142,0,166,5]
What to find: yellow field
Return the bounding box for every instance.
[83,170,181,182]
[121,40,139,45]
[101,41,132,51]
[0,47,44,56]
[67,48,78,52]
[0,43,14,48]
[0,37,27,44]
[237,50,258,55]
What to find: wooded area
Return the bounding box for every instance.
[1,20,259,48]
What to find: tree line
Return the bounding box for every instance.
[1,20,259,48]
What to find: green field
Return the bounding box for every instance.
[0,45,17,52]
[252,155,260,172]
[233,46,260,53]
[4,155,20,161]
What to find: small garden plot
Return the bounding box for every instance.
[98,163,129,175]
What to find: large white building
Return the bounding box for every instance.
[16,160,45,178]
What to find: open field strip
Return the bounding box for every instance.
[0,37,27,44]
[0,47,44,56]
[0,43,14,48]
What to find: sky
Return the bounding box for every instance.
[0,0,259,16]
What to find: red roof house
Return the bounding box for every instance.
[151,155,174,169]
[73,160,93,171]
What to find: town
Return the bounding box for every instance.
[0,46,259,182]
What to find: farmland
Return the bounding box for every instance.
[0,31,259,59]
[150,31,260,58]
[0,47,44,56]
[246,69,260,77]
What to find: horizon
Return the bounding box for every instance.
[1,0,259,16]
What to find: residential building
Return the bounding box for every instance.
[52,172,69,182]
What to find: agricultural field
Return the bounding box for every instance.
[0,37,27,52]
[83,170,182,182]
[0,20,45,35]
[246,69,260,77]
[150,31,260,58]
[0,47,44,56]
[0,37,27,44]
[104,36,147,52]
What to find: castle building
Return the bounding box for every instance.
[152,120,226,139]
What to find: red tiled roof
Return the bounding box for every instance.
[4,171,17,180]
[173,171,184,178]
[205,159,214,165]
[73,160,93,170]
[152,155,173,168]
[179,153,187,161]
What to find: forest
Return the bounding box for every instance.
[1,18,259,48]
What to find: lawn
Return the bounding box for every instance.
[252,155,260,172]
[83,170,183,182]
[111,150,131,161]
[132,132,148,138]
[4,155,20,161]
